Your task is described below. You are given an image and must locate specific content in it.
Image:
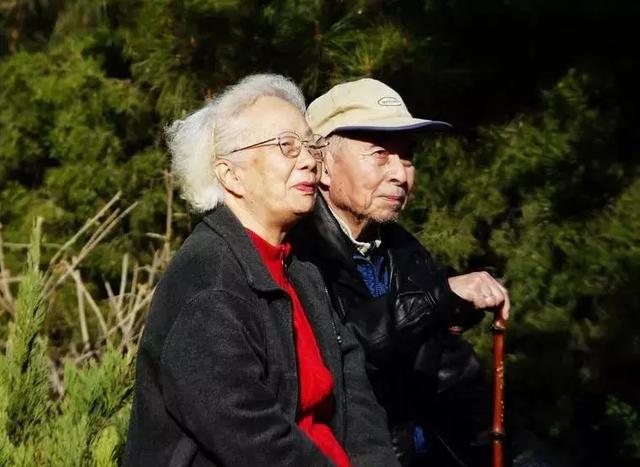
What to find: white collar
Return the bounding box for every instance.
[326,204,382,256]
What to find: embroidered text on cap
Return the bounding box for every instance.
[377,96,402,106]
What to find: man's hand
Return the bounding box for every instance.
[448,272,510,320]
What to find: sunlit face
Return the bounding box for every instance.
[233,96,321,227]
[323,132,416,225]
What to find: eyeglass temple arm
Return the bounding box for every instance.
[226,137,280,155]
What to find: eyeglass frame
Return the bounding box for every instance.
[222,131,329,161]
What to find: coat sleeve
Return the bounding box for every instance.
[335,313,402,467]
[159,289,333,467]
[409,239,485,331]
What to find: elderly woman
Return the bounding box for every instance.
[124,74,398,466]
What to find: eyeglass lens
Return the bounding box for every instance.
[278,134,327,160]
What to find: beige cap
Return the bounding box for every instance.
[306,78,451,137]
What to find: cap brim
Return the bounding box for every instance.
[331,118,452,135]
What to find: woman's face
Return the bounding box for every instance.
[232,96,321,228]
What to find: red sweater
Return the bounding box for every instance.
[247,230,350,467]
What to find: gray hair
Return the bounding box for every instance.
[166,73,306,213]
[326,134,344,158]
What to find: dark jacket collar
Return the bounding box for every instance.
[292,195,372,296]
[201,206,282,293]
[308,195,361,269]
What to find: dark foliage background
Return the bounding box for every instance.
[1,1,638,465]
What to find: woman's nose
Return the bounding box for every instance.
[296,145,318,171]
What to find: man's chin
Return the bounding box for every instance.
[370,210,401,225]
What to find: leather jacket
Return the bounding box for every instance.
[290,196,489,466]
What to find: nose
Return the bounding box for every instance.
[295,144,320,174]
[386,153,408,185]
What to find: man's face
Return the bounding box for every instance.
[322,131,416,225]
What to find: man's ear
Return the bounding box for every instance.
[319,152,333,188]
[214,159,245,197]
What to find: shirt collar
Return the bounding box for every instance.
[245,229,291,265]
[325,204,382,256]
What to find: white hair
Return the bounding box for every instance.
[326,134,344,158]
[166,73,306,213]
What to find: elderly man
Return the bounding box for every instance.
[291,78,510,466]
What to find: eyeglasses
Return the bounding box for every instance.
[224,131,329,161]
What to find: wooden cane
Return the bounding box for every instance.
[491,312,507,467]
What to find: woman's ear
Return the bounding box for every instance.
[214,159,245,197]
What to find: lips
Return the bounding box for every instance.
[381,193,406,204]
[294,182,316,193]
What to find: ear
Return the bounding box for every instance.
[319,151,334,188]
[214,159,245,197]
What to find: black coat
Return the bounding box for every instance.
[124,206,399,467]
[291,196,488,466]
